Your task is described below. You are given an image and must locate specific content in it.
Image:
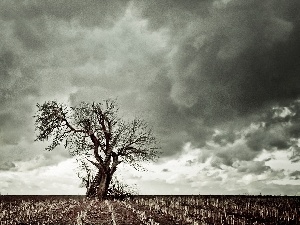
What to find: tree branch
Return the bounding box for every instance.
[89,133,104,165]
[63,119,85,133]
[110,152,121,176]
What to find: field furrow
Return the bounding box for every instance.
[0,195,299,225]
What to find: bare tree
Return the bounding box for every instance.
[34,100,159,199]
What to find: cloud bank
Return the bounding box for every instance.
[0,0,300,195]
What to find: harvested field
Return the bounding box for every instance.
[0,195,299,224]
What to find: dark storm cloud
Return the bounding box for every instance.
[1,0,300,163]
[0,0,299,195]
[139,1,297,111]
[0,140,71,171]
[129,0,300,158]
[0,47,39,146]
[211,142,258,167]
[0,50,16,91]
[233,161,271,175]
[208,100,300,169]
[134,0,211,31]
[246,101,300,160]
[0,144,34,170]
[246,128,289,152]
[14,20,46,50]
[168,0,299,121]
[0,62,39,145]
[0,0,144,171]
[290,171,300,180]
[0,162,15,171]
[212,130,238,146]
[0,0,130,28]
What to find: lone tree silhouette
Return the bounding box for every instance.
[34,99,159,199]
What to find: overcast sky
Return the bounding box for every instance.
[1,0,300,195]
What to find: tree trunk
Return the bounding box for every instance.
[97,172,110,200]
[87,170,102,198]
[86,168,113,200]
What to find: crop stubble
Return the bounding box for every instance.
[0,195,299,224]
